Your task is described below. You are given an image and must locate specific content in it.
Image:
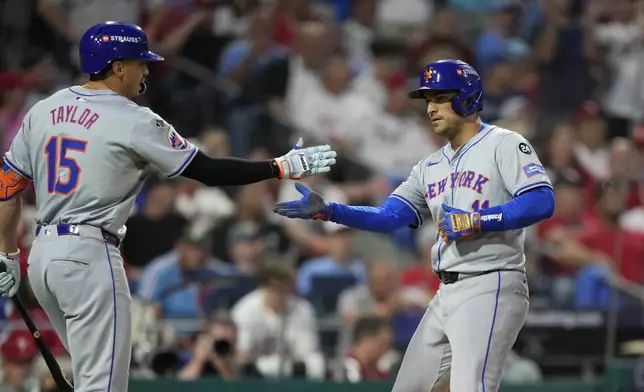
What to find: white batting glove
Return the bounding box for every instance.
[273,138,337,180]
[0,251,20,298]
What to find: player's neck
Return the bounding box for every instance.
[83,80,121,95]
[449,119,483,150]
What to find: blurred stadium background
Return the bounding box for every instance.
[1,0,644,390]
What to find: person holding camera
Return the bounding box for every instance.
[177,311,261,380]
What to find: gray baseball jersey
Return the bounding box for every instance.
[391,123,552,273]
[4,86,198,392]
[4,86,197,234]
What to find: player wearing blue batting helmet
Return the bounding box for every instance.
[79,21,164,97]
[408,59,484,143]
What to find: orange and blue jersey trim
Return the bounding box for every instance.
[0,158,30,201]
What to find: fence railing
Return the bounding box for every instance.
[126,361,636,392]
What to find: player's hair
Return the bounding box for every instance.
[353,316,390,342]
[88,74,107,81]
[88,67,110,81]
[88,61,118,81]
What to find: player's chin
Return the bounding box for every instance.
[431,120,448,135]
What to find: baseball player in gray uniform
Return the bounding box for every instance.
[273,59,555,391]
[0,21,337,392]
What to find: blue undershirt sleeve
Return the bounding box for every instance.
[327,197,419,233]
[479,186,555,232]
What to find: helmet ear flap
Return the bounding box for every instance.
[451,82,483,117]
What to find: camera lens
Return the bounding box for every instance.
[213,339,232,356]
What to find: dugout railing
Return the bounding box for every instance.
[126,360,637,392]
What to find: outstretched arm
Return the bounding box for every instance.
[129,110,337,186]
[325,198,418,233]
[273,183,418,234]
[181,138,336,186]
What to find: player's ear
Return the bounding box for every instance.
[111,61,125,80]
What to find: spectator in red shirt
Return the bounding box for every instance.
[535,174,613,306]
[576,181,644,284]
[341,316,392,382]
[606,137,642,209]
[0,330,39,390]
[6,279,68,358]
[536,171,597,276]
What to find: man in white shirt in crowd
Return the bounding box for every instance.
[592,0,644,139]
[231,263,324,379]
[292,51,374,146]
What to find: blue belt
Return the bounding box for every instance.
[436,269,521,284]
[35,225,120,247]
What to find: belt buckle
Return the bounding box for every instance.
[439,271,458,284]
[102,230,119,247]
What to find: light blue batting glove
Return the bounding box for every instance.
[0,251,20,298]
[273,138,338,180]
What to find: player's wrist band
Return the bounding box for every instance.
[0,250,19,257]
[269,159,281,179]
[471,212,481,233]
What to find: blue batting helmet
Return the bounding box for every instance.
[408,59,483,117]
[79,21,164,75]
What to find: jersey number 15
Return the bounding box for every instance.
[44,136,88,196]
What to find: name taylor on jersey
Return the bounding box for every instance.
[49,104,100,130]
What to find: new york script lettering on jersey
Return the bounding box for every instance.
[3,86,198,235]
[391,123,552,273]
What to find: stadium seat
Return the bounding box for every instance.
[308,275,357,315]
[201,276,259,314]
[391,310,424,348]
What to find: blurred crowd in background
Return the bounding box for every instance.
[1,0,644,390]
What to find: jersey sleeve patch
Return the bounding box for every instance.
[153,118,166,128]
[518,142,532,155]
[167,127,190,151]
[0,161,30,200]
[522,163,545,178]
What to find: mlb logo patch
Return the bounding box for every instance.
[523,163,545,178]
[167,127,189,150]
[75,97,88,102]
